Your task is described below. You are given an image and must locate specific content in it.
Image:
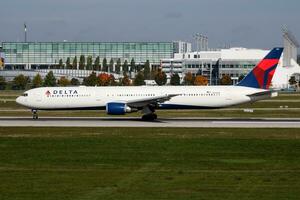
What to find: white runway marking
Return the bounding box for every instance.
[0,117,300,128]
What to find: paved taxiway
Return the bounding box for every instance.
[0,117,300,128]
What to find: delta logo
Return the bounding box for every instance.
[45,90,78,96]
[45,90,51,97]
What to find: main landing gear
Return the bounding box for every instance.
[32,109,38,120]
[141,113,157,121]
[141,105,158,121]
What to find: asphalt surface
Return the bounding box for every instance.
[0,117,300,128]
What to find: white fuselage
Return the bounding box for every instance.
[16,86,271,110]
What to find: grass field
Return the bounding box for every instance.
[0,127,300,200]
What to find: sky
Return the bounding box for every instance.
[0,0,299,49]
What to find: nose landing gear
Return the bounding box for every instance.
[32,109,38,120]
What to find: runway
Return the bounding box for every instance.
[1,117,300,128]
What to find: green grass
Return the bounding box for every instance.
[0,127,300,200]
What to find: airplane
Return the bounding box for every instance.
[16,47,283,120]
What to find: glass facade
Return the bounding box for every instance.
[2,42,174,66]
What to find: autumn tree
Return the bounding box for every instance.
[71,78,80,86]
[154,68,167,85]
[194,75,208,86]
[170,73,180,85]
[83,72,98,86]
[220,74,232,85]
[12,74,30,90]
[183,72,194,85]
[58,76,71,86]
[133,71,145,86]
[32,73,43,88]
[98,73,112,86]
[121,73,131,86]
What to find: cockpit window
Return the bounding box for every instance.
[22,93,28,97]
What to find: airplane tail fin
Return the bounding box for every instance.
[237,47,283,89]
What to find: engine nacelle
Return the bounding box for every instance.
[106,102,132,115]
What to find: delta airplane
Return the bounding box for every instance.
[16,47,283,120]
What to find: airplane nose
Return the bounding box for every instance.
[16,96,23,105]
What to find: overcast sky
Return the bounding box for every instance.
[0,0,299,49]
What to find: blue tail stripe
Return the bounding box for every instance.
[262,64,277,89]
[238,71,260,88]
[265,48,284,59]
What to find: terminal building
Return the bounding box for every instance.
[161,30,300,88]
[0,42,174,70]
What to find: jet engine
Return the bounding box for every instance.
[106,102,132,115]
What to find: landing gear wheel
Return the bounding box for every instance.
[32,110,38,120]
[141,113,157,121]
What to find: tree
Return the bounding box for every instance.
[115,58,121,74]
[130,58,136,73]
[94,56,101,71]
[0,76,7,90]
[109,58,114,73]
[133,71,145,86]
[123,60,129,74]
[144,60,151,79]
[194,75,208,86]
[43,71,57,87]
[183,72,194,85]
[121,73,131,86]
[66,57,72,69]
[71,78,80,86]
[79,55,85,70]
[86,56,93,70]
[59,59,64,69]
[289,76,297,86]
[72,56,77,70]
[98,73,112,86]
[220,74,232,85]
[32,73,43,88]
[238,74,245,83]
[170,73,180,85]
[102,58,108,72]
[58,76,71,86]
[154,68,167,85]
[82,72,98,86]
[12,74,30,90]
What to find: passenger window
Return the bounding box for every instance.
[22,93,28,97]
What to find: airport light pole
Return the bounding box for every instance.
[24,23,27,42]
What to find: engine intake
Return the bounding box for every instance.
[106,102,132,115]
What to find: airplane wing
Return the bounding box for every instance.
[126,94,180,108]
